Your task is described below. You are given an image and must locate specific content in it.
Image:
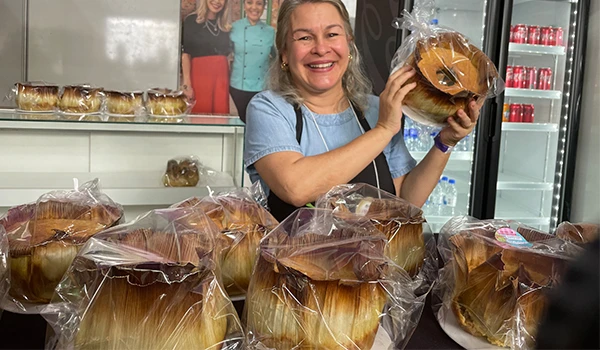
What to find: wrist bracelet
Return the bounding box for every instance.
[434,133,454,154]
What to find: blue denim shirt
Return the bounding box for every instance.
[230,18,276,92]
[244,90,417,195]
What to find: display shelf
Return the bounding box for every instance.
[508,43,566,56]
[0,171,236,207]
[504,88,562,100]
[0,109,245,133]
[410,151,473,161]
[501,122,559,132]
[497,172,554,190]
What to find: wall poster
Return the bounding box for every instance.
[180,0,279,121]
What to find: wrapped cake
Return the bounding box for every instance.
[59,85,104,121]
[14,82,60,112]
[104,90,144,122]
[434,216,588,349]
[0,226,9,318]
[146,88,191,123]
[44,207,244,350]
[162,157,201,187]
[173,188,278,296]
[390,0,503,126]
[245,208,427,349]
[316,183,436,281]
[0,179,123,313]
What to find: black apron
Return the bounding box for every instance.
[267,103,396,222]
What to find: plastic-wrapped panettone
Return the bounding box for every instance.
[0,179,123,313]
[434,216,587,349]
[173,188,278,296]
[0,226,9,317]
[390,0,503,127]
[146,88,193,123]
[59,85,104,121]
[316,183,436,281]
[245,208,427,350]
[43,207,245,350]
[104,90,144,122]
[14,82,60,112]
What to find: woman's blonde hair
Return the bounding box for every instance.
[194,0,232,32]
[268,0,372,112]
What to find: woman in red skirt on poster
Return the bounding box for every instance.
[181,0,232,114]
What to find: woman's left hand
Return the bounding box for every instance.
[438,99,485,147]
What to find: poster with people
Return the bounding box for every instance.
[180,0,279,121]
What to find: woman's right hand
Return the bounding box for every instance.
[377,66,417,136]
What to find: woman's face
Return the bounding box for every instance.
[245,0,265,24]
[207,0,226,16]
[282,3,351,97]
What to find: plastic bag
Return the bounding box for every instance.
[59,85,105,122]
[104,90,146,122]
[172,187,278,296]
[390,0,504,127]
[0,226,9,318]
[245,208,428,350]
[146,87,195,123]
[11,82,61,113]
[42,207,245,350]
[162,156,203,187]
[433,216,587,349]
[316,183,438,288]
[0,179,124,314]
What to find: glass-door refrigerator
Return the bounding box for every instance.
[404,0,589,233]
[491,0,589,232]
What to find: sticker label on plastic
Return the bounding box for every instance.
[495,228,533,248]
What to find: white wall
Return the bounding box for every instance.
[0,1,25,106]
[571,1,600,224]
[27,0,181,91]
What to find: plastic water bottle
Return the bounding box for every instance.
[419,129,431,151]
[439,176,449,215]
[409,128,420,151]
[446,179,458,216]
[403,127,410,149]
[429,180,443,216]
[431,18,439,26]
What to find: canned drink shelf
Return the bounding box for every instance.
[501,122,559,132]
[504,88,562,100]
[508,43,566,56]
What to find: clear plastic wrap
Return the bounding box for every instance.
[42,207,245,350]
[433,216,587,349]
[104,90,146,122]
[146,88,195,123]
[172,187,278,296]
[0,179,124,313]
[316,183,438,287]
[7,82,61,120]
[390,0,504,127]
[245,208,429,350]
[0,225,9,318]
[162,156,202,187]
[59,85,105,122]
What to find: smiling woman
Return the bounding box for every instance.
[181,0,232,114]
[243,0,483,222]
[230,0,276,122]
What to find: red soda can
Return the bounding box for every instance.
[509,104,523,122]
[513,66,525,89]
[522,104,535,123]
[527,25,541,45]
[513,24,528,44]
[538,68,553,90]
[510,25,515,42]
[506,65,514,87]
[541,26,554,45]
[523,67,538,89]
[554,27,564,46]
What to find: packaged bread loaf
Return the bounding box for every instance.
[43,207,244,350]
[390,0,503,126]
[146,88,192,123]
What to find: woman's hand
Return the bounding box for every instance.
[377,66,417,136]
[438,98,485,147]
[182,83,195,102]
